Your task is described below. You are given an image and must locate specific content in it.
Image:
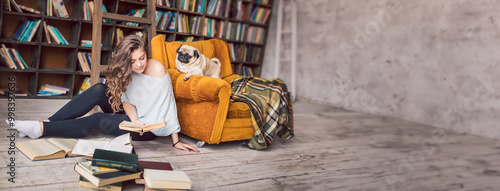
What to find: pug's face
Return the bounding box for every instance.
[176,45,200,64]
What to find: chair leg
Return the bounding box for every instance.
[196,141,205,148]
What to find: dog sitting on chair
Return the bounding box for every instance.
[175,45,221,81]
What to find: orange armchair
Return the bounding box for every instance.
[151,35,254,146]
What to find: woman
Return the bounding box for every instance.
[9,35,199,152]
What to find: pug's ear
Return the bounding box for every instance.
[193,49,199,59]
[176,45,182,53]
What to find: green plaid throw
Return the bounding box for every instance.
[230,76,294,150]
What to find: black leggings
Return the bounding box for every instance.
[43,83,157,141]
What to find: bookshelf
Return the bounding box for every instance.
[0,0,273,99]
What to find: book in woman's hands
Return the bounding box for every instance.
[16,138,78,161]
[119,119,166,135]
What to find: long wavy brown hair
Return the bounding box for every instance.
[106,35,148,113]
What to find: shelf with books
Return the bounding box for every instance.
[36,73,73,98]
[1,0,273,99]
[0,71,34,97]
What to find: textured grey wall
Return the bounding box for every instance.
[261,0,500,139]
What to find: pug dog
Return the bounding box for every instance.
[175,45,221,81]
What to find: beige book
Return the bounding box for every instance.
[72,133,133,156]
[119,119,166,136]
[144,169,192,190]
[16,138,78,161]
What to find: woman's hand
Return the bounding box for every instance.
[131,119,145,126]
[174,142,200,153]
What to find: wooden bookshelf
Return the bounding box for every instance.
[0,0,273,99]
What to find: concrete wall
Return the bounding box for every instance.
[261,0,500,139]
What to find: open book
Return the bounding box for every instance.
[119,119,166,136]
[16,138,78,161]
[72,133,133,156]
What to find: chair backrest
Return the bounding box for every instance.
[151,35,234,79]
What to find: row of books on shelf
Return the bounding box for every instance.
[0,44,28,70]
[83,0,112,23]
[12,20,41,42]
[229,43,262,63]
[207,0,229,17]
[3,0,40,14]
[241,66,254,77]
[155,11,177,31]
[250,6,271,24]
[177,14,202,35]
[247,26,266,44]
[179,0,206,13]
[156,0,176,7]
[77,52,93,73]
[120,9,146,27]
[226,22,246,41]
[204,18,224,38]
[43,21,70,45]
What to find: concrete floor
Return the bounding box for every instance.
[0,99,499,190]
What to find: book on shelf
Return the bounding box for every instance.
[74,163,142,187]
[91,149,139,172]
[51,0,70,18]
[16,138,78,161]
[77,52,91,72]
[79,176,123,191]
[18,4,41,14]
[3,0,11,11]
[144,169,192,190]
[8,0,22,13]
[119,119,166,136]
[44,24,69,45]
[37,84,69,96]
[0,88,26,96]
[134,160,173,184]
[155,0,172,7]
[72,133,133,157]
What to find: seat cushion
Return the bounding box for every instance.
[227,102,251,118]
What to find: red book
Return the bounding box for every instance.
[135,160,173,185]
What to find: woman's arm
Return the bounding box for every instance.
[122,102,144,126]
[171,133,200,153]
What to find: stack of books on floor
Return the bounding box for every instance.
[37,84,69,96]
[75,149,141,190]
[75,149,190,190]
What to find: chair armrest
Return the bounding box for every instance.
[168,69,231,103]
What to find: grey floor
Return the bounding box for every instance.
[0,99,499,190]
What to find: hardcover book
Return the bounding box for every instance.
[134,160,173,184]
[79,176,122,191]
[92,149,139,172]
[16,138,78,161]
[144,169,192,190]
[74,163,141,187]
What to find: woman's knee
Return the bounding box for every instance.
[87,83,108,94]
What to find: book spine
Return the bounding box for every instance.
[92,159,138,172]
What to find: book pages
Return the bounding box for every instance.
[17,139,66,160]
[47,138,78,155]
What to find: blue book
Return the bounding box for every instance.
[13,49,28,69]
[51,26,68,45]
[13,20,31,41]
[20,21,35,42]
[84,53,92,70]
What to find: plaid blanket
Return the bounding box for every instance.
[230,76,294,150]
